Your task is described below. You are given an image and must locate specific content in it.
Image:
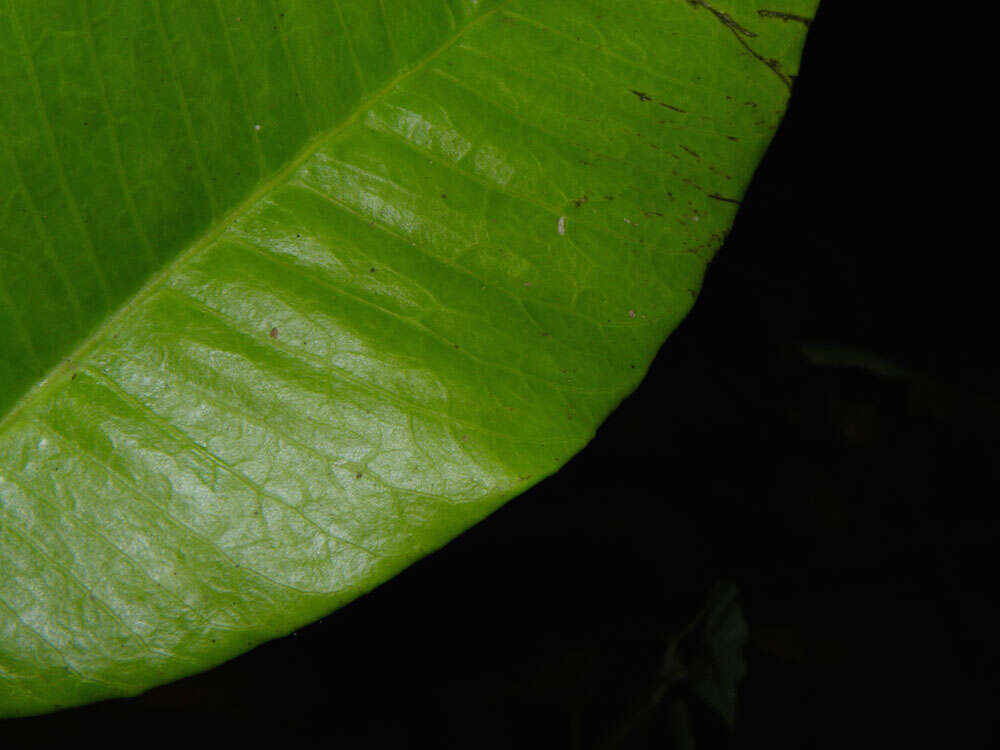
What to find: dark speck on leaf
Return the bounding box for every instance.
[270,327,279,339]
[370,267,376,272]
[630,89,652,102]
[356,472,363,479]
[708,193,741,205]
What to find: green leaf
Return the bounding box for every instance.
[685,583,749,727]
[0,0,816,717]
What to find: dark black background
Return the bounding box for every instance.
[5,3,995,747]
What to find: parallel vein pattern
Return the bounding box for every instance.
[0,0,817,716]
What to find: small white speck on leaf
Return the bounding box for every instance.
[624,218,632,224]
[558,215,566,235]
[254,124,262,131]
[628,309,637,319]
[692,214,700,222]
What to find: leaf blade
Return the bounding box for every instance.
[0,0,817,716]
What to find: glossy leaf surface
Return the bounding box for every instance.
[0,0,816,716]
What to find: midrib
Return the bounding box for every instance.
[0,0,513,437]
